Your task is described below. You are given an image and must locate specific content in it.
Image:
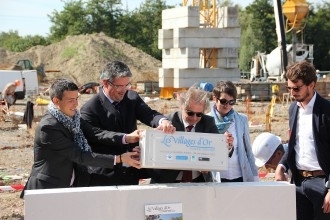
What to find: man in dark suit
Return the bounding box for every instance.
[80,61,175,186]
[21,79,140,198]
[275,61,330,219]
[152,85,232,183]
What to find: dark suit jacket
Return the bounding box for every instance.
[21,112,120,197]
[152,111,219,183]
[281,92,330,183]
[80,89,165,184]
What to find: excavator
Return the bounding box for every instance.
[15,59,61,82]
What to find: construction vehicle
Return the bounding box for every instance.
[250,0,311,83]
[15,59,61,82]
[250,43,313,82]
[15,59,46,82]
[262,0,310,131]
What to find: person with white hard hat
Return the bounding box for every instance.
[252,132,287,170]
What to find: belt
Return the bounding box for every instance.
[298,170,326,178]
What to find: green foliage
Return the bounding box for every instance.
[60,43,84,60]
[304,2,330,70]
[245,0,277,54]
[48,0,90,42]
[115,0,169,60]
[0,30,50,52]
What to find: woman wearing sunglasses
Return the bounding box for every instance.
[209,81,259,183]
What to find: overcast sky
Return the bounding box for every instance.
[0,0,324,36]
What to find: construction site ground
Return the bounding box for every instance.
[0,94,290,219]
[0,33,291,219]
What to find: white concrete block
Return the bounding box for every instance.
[217,48,239,58]
[217,6,239,28]
[162,57,200,68]
[162,17,199,29]
[216,58,239,68]
[158,38,173,49]
[159,68,173,78]
[159,68,173,87]
[158,29,173,39]
[162,7,200,29]
[174,27,241,39]
[174,37,240,48]
[162,48,200,59]
[173,68,240,78]
[159,77,174,87]
[159,68,241,88]
[24,182,296,220]
[162,6,199,20]
[173,77,237,88]
[158,29,174,49]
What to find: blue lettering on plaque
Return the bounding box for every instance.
[176,155,188,160]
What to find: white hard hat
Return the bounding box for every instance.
[252,132,281,167]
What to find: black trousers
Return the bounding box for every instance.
[295,174,330,220]
[221,176,243,182]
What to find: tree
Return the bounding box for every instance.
[0,31,50,52]
[245,0,277,53]
[304,2,330,70]
[85,0,123,37]
[116,0,169,60]
[48,0,90,41]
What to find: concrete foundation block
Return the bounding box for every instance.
[162,6,199,29]
[216,58,239,68]
[24,182,296,220]
[217,6,239,28]
[174,27,241,39]
[174,37,240,48]
[162,58,200,69]
[162,48,200,59]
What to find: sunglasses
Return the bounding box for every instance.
[186,110,204,117]
[286,85,304,92]
[218,98,236,105]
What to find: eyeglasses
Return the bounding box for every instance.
[218,98,236,105]
[286,85,304,92]
[186,110,204,117]
[108,81,131,90]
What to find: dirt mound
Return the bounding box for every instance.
[0,33,161,86]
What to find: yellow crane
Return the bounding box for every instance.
[265,0,309,131]
[182,0,218,68]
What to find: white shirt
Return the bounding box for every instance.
[217,120,243,180]
[295,92,322,171]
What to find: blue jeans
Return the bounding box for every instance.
[295,175,330,220]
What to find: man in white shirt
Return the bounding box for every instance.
[275,61,330,219]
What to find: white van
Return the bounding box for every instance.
[21,70,39,96]
[0,70,38,102]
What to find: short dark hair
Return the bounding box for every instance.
[212,81,237,100]
[49,79,78,100]
[286,60,317,86]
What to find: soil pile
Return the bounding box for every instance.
[0,32,161,86]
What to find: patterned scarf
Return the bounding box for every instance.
[47,102,91,152]
[210,102,234,134]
